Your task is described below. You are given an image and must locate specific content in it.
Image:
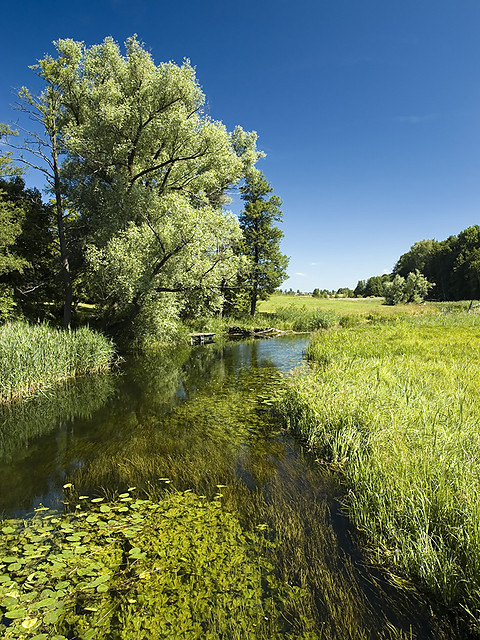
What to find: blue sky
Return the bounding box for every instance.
[1,0,479,291]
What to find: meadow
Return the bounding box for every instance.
[257,294,425,315]
[279,311,480,632]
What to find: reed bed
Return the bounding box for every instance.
[279,315,480,632]
[0,322,115,403]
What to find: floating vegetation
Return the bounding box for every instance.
[0,490,318,640]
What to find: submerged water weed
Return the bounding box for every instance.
[0,490,315,640]
[279,315,480,632]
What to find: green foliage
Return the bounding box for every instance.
[0,183,28,319]
[0,178,60,322]
[237,171,289,315]
[355,274,391,298]
[37,36,246,340]
[0,322,115,403]
[0,491,312,640]
[394,226,480,301]
[0,150,23,180]
[279,315,480,630]
[3,62,76,327]
[129,291,189,349]
[383,274,407,305]
[1,37,292,343]
[384,271,432,305]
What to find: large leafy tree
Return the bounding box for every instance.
[238,171,289,315]
[43,36,249,340]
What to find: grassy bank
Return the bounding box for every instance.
[0,322,115,403]
[189,308,340,336]
[279,313,480,632]
[188,297,436,337]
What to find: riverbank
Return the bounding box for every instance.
[278,312,480,633]
[188,297,440,339]
[0,322,115,403]
[0,332,468,638]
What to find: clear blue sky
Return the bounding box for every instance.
[1,0,479,291]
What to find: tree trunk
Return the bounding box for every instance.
[250,283,257,316]
[51,130,72,329]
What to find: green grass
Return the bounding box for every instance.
[258,294,432,315]
[278,313,480,633]
[0,322,115,403]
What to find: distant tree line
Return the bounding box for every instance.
[392,226,480,301]
[354,274,391,298]
[354,225,480,302]
[278,287,355,298]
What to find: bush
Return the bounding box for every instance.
[384,270,432,305]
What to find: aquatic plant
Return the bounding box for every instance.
[0,489,318,640]
[279,314,480,632]
[0,322,115,403]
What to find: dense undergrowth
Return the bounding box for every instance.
[0,323,115,403]
[279,312,480,632]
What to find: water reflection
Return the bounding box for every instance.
[0,336,308,517]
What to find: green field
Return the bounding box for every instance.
[258,294,432,316]
[279,312,480,632]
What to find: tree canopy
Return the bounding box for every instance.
[237,170,289,315]
[1,36,281,343]
[393,226,480,301]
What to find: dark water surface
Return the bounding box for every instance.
[0,335,465,638]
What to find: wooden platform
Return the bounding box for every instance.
[189,332,216,345]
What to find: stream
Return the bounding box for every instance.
[0,335,466,639]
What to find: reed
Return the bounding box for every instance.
[279,314,480,632]
[0,322,115,403]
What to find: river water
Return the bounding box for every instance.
[0,335,466,638]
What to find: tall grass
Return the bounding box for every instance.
[279,315,480,632]
[272,305,338,331]
[189,307,338,336]
[0,322,115,403]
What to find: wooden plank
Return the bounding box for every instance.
[189,332,216,345]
